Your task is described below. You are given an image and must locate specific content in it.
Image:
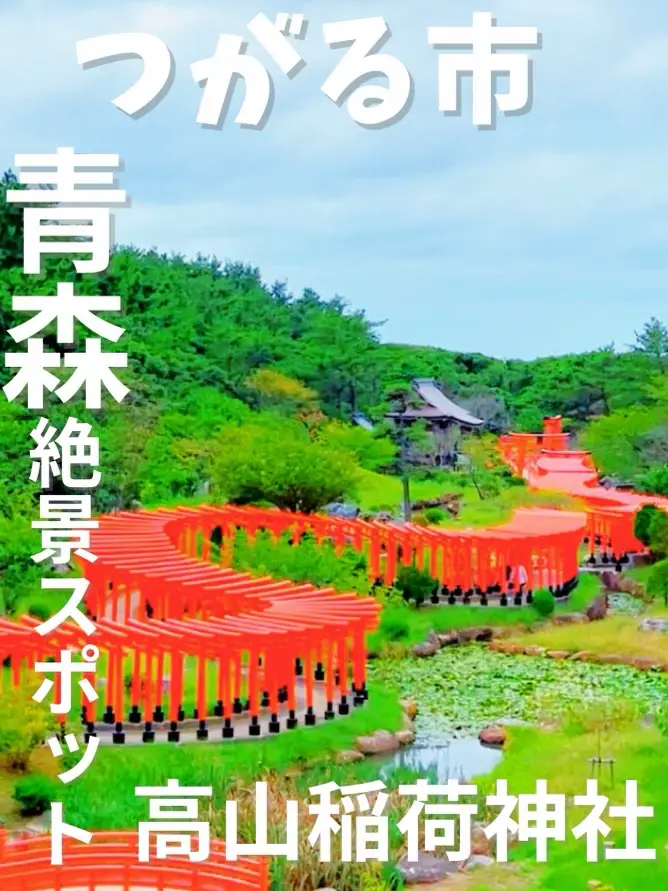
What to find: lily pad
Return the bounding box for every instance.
[369,644,668,737]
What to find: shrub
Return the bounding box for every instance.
[230,530,372,594]
[424,507,447,525]
[648,510,668,558]
[531,588,555,618]
[25,598,52,621]
[13,774,58,816]
[212,420,360,513]
[378,610,411,642]
[0,686,56,771]
[634,504,663,547]
[647,559,668,606]
[394,565,439,607]
[637,465,668,497]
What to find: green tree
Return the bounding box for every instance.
[211,420,360,513]
[317,420,396,471]
[634,505,663,547]
[246,368,321,420]
[635,317,668,372]
[636,464,668,497]
[647,559,668,606]
[648,510,668,558]
[515,406,544,433]
[460,432,510,499]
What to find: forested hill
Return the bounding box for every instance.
[0,236,660,428]
[1,171,664,429]
[1,170,668,615]
[0,169,667,512]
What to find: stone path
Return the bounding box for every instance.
[89,680,354,745]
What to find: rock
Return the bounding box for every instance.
[356,730,400,756]
[639,618,668,633]
[336,749,365,764]
[437,630,460,647]
[631,657,659,672]
[522,645,546,656]
[600,570,622,592]
[552,612,588,625]
[572,650,597,662]
[413,640,440,658]
[465,854,495,869]
[395,728,416,746]
[479,725,507,747]
[489,641,522,654]
[586,594,608,622]
[400,698,419,719]
[488,639,507,652]
[546,650,571,660]
[402,712,416,731]
[397,852,461,884]
[597,654,627,665]
[413,630,442,657]
[454,627,493,643]
[619,577,644,597]
[455,628,478,643]
[470,821,492,856]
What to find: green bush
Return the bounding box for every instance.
[637,465,668,496]
[394,565,439,607]
[531,588,555,617]
[212,419,360,513]
[634,504,663,547]
[231,530,372,594]
[13,774,58,816]
[0,687,56,771]
[25,599,52,621]
[377,610,411,642]
[647,559,668,606]
[648,510,668,558]
[424,507,447,525]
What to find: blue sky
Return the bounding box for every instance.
[2,0,667,359]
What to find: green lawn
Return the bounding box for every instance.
[356,470,583,527]
[355,469,466,513]
[468,723,668,891]
[24,684,402,831]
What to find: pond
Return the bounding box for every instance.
[380,732,504,784]
[369,644,668,737]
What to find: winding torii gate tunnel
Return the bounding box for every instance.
[1,417,665,746]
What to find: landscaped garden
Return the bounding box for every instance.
[1,218,668,889]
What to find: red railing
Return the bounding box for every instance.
[0,831,269,890]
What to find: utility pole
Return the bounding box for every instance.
[395,391,412,522]
[400,427,411,522]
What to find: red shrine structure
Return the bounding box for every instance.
[0,831,269,890]
[2,415,668,889]
[0,416,666,751]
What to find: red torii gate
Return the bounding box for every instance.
[500,416,668,561]
[0,504,381,744]
[179,502,586,601]
[0,474,602,744]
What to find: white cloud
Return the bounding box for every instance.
[2,0,668,358]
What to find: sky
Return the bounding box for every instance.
[1,0,667,360]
